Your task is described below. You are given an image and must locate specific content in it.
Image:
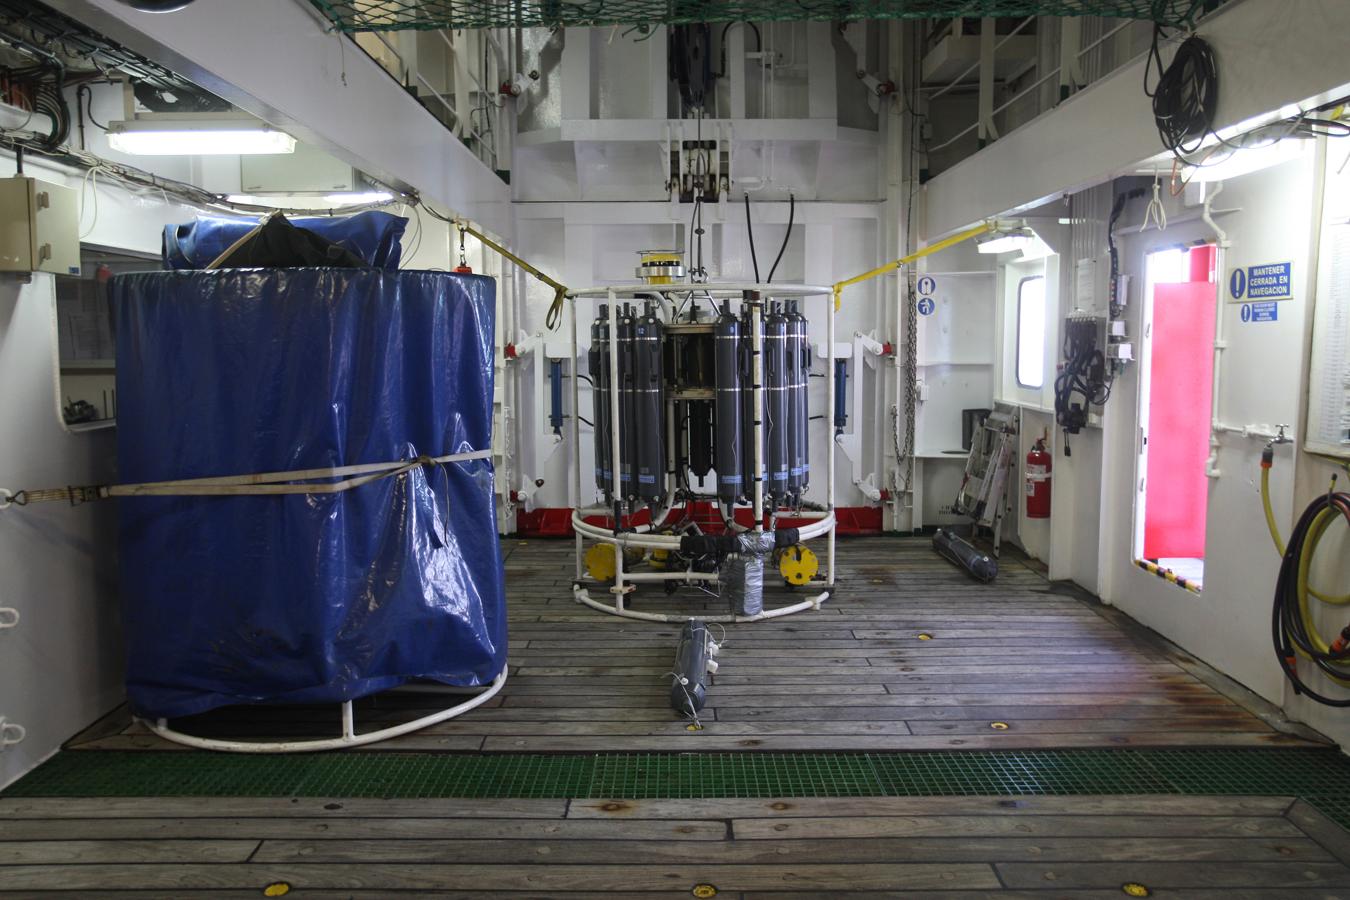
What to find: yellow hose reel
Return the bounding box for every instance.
[778,544,819,586]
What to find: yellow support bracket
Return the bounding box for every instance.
[457,220,571,330]
[831,221,997,310]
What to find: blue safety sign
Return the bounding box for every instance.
[917,275,937,295]
[1240,301,1278,323]
[917,297,936,316]
[1229,262,1292,301]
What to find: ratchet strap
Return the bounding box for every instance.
[456,220,570,331]
[0,449,491,509]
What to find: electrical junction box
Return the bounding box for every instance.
[0,177,80,276]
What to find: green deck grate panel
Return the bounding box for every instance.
[10,747,1350,830]
[310,0,1206,32]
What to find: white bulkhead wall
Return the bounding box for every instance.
[504,23,897,518]
[919,0,1350,746]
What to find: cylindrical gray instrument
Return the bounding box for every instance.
[589,307,612,500]
[785,300,809,499]
[763,303,790,501]
[739,302,765,502]
[688,400,713,481]
[932,528,999,583]
[634,302,666,504]
[714,309,744,504]
[616,305,636,500]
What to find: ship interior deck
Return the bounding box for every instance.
[6,536,1350,897]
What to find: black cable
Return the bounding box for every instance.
[1054,324,1111,443]
[766,193,794,283]
[744,194,760,282]
[716,21,762,78]
[75,85,107,130]
[1107,186,1147,316]
[1144,20,1219,161]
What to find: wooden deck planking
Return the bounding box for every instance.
[3,795,1350,896]
[67,537,1315,753]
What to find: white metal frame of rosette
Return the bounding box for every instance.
[141,672,508,753]
[567,282,837,624]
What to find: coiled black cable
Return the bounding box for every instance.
[1272,483,1350,706]
[1053,329,1110,441]
[1144,27,1219,159]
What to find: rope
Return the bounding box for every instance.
[0,449,491,509]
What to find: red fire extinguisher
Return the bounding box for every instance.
[1025,438,1052,519]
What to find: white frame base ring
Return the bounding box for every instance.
[139,669,508,753]
[573,583,830,624]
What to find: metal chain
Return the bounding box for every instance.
[899,268,918,494]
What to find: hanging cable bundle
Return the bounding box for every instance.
[1053,320,1110,450]
[1263,448,1350,706]
[1144,17,1219,160]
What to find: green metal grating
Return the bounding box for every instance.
[310,0,1205,32]
[9,748,1350,830]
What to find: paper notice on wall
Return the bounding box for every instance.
[1306,222,1350,458]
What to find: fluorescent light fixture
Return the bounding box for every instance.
[325,191,394,204]
[107,119,295,155]
[1182,138,1309,183]
[976,227,1035,255]
[224,194,281,206]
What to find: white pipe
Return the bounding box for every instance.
[1203,181,1232,479]
[341,701,355,741]
[573,586,827,624]
[570,283,834,298]
[571,509,835,547]
[142,670,507,753]
[622,571,719,583]
[606,294,621,506]
[571,297,583,580]
[751,295,765,529]
[1212,423,1287,442]
[826,284,837,585]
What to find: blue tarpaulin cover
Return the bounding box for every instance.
[111,268,505,720]
[162,210,408,270]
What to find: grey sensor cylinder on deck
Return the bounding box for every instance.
[670,619,714,716]
[932,527,999,583]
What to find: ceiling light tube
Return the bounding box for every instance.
[976,227,1035,255]
[107,119,296,155]
[1182,138,1310,183]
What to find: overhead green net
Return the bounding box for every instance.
[310,0,1205,32]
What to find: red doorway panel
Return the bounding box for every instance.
[1143,280,1217,559]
